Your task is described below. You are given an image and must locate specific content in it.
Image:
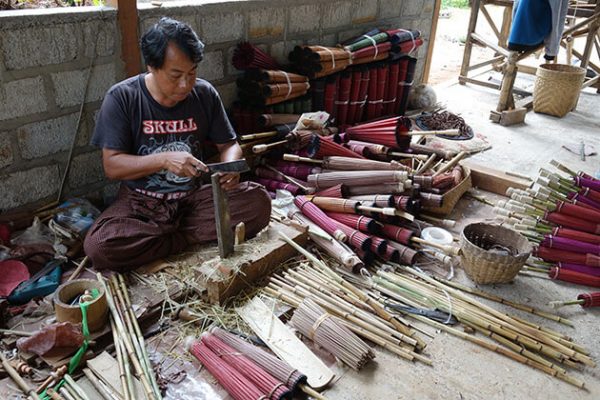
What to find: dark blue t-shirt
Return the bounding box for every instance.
[91,74,236,193]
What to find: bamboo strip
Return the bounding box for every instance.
[434,277,574,327]
[83,368,122,400]
[0,352,41,400]
[64,375,91,400]
[111,319,132,400]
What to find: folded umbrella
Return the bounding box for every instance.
[549,267,600,287]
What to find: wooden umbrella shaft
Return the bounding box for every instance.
[406,129,461,136]
[240,130,278,141]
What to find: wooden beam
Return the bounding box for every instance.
[109,0,142,77]
[422,0,442,84]
[460,160,532,196]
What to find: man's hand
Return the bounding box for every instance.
[162,151,208,178]
[218,172,240,191]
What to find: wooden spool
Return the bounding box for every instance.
[53,279,109,332]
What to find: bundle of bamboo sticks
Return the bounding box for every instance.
[289,45,352,78]
[237,69,310,106]
[364,265,592,388]
[97,273,162,400]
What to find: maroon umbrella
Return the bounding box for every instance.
[535,245,600,266]
[576,292,600,307]
[541,235,600,255]
[294,196,347,242]
[558,263,600,277]
[314,184,349,198]
[346,116,412,149]
[326,212,382,234]
[334,220,372,251]
[553,227,600,244]
[255,178,301,195]
[575,176,600,192]
[579,186,600,203]
[381,224,414,246]
[370,236,388,255]
[556,201,600,223]
[567,192,600,210]
[232,42,281,70]
[544,211,600,234]
[308,135,366,159]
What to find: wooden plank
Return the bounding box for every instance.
[237,297,334,390]
[212,174,234,259]
[87,351,144,399]
[196,221,308,304]
[460,160,532,196]
[421,0,442,83]
[107,0,141,77]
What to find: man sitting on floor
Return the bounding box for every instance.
[84,17,271,271]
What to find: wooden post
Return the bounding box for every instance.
[421,0,442,84]
[459,0,482,81]
[107,0,142,77]
[212,174,234,258]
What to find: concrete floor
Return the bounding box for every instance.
[324,82,600,399]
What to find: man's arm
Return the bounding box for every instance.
[215,140,243,191]
[102,149,209,181]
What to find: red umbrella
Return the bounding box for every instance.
[577,292,600,307]
[556,201,600,223]
[549,267,600,287]
[544,212,600,234]
[232,42,281,70]
[578,186,600,203]
[380,224,415,245]
[346,116,412,150]
[271,160,322,180]
[308,135,366,159]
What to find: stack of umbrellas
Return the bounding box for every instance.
[232,41,281,70]
[496,160,600,287]
[289,45,352,78]
[237,69,310,106]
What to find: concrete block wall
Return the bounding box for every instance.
[0,0,437,212]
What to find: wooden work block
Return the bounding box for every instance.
[461,160,532,196]
[195,221,308,305]
[489,107,528,126]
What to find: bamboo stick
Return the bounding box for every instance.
[59,388,78,400]
[388,152,429,161]
[64,374,91,400]
[46,388,65,400]
[240,131,279,141]
[83,368,122,400]
[0,352,41,400]
[434,277,574,327]
[299,384,329,400]
[99,274,155,400]
[407,129,461,136]
[432,151,467,177]
[117,275,162,399]
[415,154,436,174]
[111,319,132,400]
[67,256,90,282]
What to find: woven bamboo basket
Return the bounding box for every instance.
[533,63,586,118]
[423,166,472,216]
[460,223,532,284]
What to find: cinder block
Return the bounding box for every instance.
[338,28,365,44]
[200,13,244,44]
[199,51,224,82]
[1,24,78,70]
[214,82,238,110]
[403,0,424,17]
[0,133,14,169]
[249,8,285,38]
[322,2,353,30]
[288,4,322,34]
[0,165,60,210]
[352,0,378,24]
[17,113,79,159]
[83,20,117,58]
[422,0,435,14]
[0,76,48,121]
[380,0,403,18]
[78,109,100,147]
[67,150,104,189]
[51,63,117,109]
[321,34,338,47]
[269,42,288,65]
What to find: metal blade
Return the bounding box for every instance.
[206,159,250,174]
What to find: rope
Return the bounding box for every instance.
[282,71,293,99]
[397,29,417,54]
[315,46,336,69]
[361,34,379,59]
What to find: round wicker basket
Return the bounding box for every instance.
[460,223,532,284]
[533,63,586,118]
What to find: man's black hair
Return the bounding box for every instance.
[141,17,205,69]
